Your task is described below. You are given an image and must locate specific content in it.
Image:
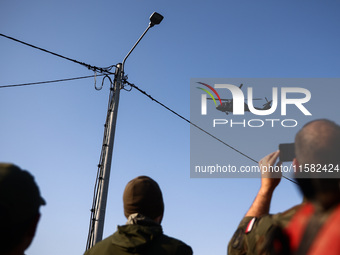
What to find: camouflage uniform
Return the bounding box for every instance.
[228,204,303,255]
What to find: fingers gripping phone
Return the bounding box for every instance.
[279,143,295,162]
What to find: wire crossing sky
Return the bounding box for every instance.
[0,33,115,73]
[0,33,291,182]
[0,75,100,88]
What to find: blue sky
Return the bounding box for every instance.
[1,1,340,255]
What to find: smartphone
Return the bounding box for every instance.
[279,143,295,162]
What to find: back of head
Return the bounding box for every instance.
[0,163,45,254]
[123,176,164,220]
[294,119,340,207]
[295,119,340,167]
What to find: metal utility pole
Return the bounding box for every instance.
[86,12,163,250]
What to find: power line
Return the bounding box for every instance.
[124,80,298,185]
[0,73,297,184]
[0,32,296,184]
[125,80,258,162]
[0,33,114,73]
[0,75,105,89]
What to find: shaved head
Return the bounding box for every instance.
[295,119,340,167]
[294,119,340,207]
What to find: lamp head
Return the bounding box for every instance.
[149,12,163,27]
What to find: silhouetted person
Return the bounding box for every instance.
[84,176,192,255]
[0,163,45,255]
[228,151,303,255]
[279,119,340,255]
[228,119,340,255]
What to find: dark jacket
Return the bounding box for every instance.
[84,221,192,255]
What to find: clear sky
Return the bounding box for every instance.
[1,1,340,255]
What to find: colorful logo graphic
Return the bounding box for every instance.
[196,82,222,107]
[196,82,311,116]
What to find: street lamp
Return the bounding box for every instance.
[122,12,164,72]
[86,12,163,250]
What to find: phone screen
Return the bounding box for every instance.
[279,143,295,162]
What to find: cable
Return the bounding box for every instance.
[0,31,297,184]
[0,33,114,73]
[124,79,298,185]
[0,74,107,89]
[95,75,113,91]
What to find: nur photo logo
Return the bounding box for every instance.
[197,82,312,116]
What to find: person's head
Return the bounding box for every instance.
[293,119,340,208]
[294,119,340,167]
[123,176,164,223]
[0,163,45,255]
